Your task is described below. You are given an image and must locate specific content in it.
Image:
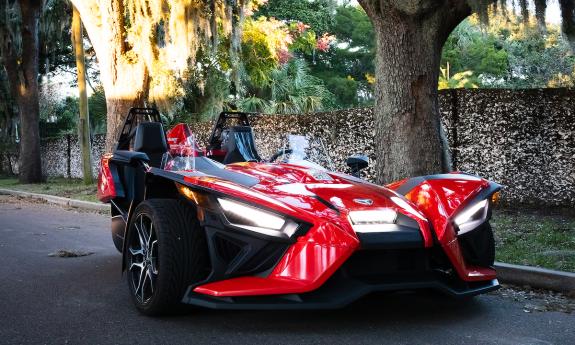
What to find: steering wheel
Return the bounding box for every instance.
[269,149,293,163]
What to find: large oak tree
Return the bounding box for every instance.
[69,0,247,151]
[357,0,475,183]
[358,0,575,184]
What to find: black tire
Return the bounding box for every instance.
[458,222,495,267]
[125,199,209,316]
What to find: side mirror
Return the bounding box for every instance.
[346,154,369,178]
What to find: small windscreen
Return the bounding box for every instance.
[276,134,335,171]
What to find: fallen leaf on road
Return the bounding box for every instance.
[48,249,93,258]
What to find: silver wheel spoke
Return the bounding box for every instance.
[146,266,154,294]
[130,213,158,303]
[129,261,145,273]
[150,257,158,275]
[150,239,159,274]
[147,222,154,251]
[129,246,143,256]
[134,264,146,300]
[140,215,148,249]
[134,221,147,249]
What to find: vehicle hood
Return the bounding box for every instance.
[224,162,405,215]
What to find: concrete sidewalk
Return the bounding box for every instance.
[0,188,109,212]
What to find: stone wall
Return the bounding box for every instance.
[1,134,107,179]
[2,88,573,207]
[439,89,574,207]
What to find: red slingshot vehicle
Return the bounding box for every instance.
[97,108,501,315]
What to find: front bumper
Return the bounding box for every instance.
[183,272,499,310]
[183,247,499,310]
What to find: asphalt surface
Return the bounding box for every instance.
[0,196,573,345]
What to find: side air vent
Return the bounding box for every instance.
[213,234,243,264]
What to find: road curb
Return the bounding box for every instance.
[494,262,575,294]
[0,188,109,212]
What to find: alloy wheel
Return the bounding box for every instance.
[128,213,158,304]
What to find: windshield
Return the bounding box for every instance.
[276,134,335,171]
[164,123,203,171]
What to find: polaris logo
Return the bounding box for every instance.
[353,198,373,206]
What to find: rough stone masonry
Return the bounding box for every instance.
[2,88,573,207]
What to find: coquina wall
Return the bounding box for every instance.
[1,88,573,207]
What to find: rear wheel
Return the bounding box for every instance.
[458,222,495,267]
[126,199,208,316]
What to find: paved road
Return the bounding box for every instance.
[0,196,573,345]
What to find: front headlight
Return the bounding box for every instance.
[348,209,397,233]
[453,199,489,235]
[217,198,298,239]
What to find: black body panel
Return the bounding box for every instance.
[357,227,424,249]
[356,213,424,249]
[183,279,499,310]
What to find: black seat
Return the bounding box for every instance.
[223,126,262,164]
[133,122,168,167]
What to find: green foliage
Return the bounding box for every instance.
[239,58,334,114]
[320,75,359,107]
[438,67,478,89]
[180,49,231,122]
[255,0,336,35]
[309,5,375,108]
[503,27,575,88]
[0,177,97,202]
[252,3,376,108]
[290,29,316,55]
[332,5,374,51]
[492,210,575,272]
[38,85,107,138]
[241,17,291,88]
[39,0,73,76]
[441,13,575,89]
[39,96,78,138]
[88,86,107,134]
[441,20,509,87]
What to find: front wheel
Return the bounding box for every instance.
[126,199,208,316]
[458,222,495,267]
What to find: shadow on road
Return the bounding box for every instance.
[167,292,485,333]
[67,250,488,333]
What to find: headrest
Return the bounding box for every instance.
[133,122,168,154]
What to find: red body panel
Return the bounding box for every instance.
[166,123,202,156]
[195,221,359,296]
[97,154,116,203]
[190,164,492,297]
[388,173,496,282]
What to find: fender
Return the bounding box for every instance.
[387,173,501,282]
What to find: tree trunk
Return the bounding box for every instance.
[16,0,43,183]
[72,6,93,184]
[560,0,575,52]
[102,80,148,152]
[70,0,149,153]
[359,0,471,184]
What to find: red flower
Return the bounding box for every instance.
[316,33,335,52]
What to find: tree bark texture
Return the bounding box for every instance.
[0,0,44,183]
[70,0,148,152]
[359,0,471,184]
[71,6,93,184]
